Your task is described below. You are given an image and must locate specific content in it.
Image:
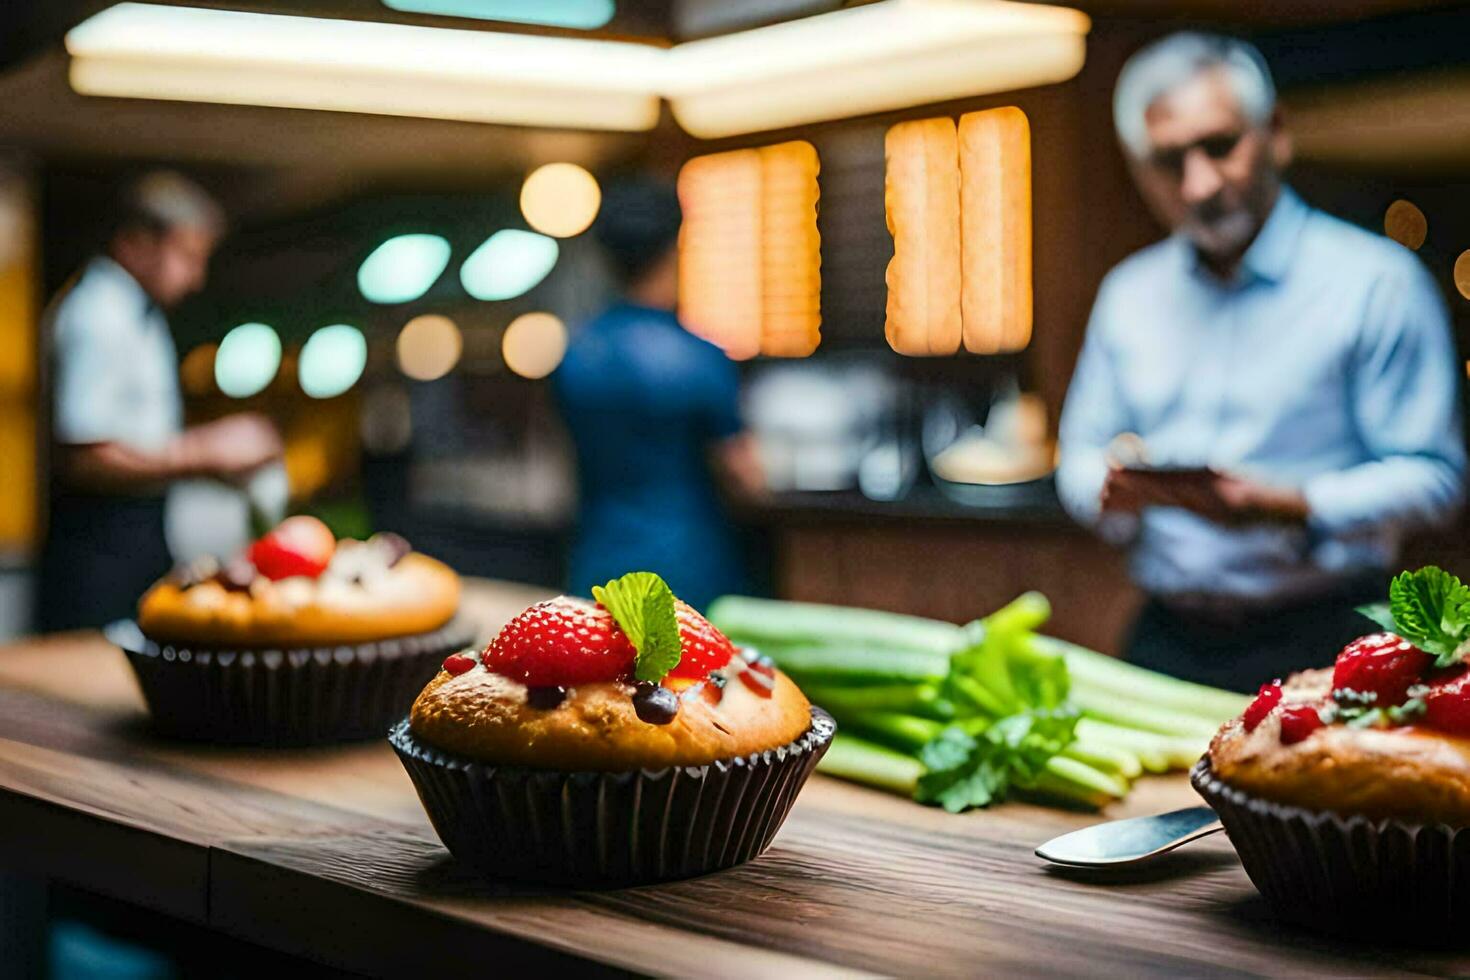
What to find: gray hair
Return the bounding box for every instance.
[1113,32,1276,158]
[111,170,225,239]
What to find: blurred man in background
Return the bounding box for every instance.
[1058,33,1464,690]
[554,176,764,609]
[37,171,281,631]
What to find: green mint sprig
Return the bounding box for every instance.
[915,708,1079,813]
[592,571,683,682]
[1357,566,1470,669]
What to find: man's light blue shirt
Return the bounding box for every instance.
[1057,187,1465,602]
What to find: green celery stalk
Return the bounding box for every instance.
[964,591,1052,643]
[816,734,922,795]
[849,713,946,753]
[1023,756,1128,810]
[1071,687,1220,739]
[1074,718,1207,771]
[1062,740,1143,780]
[804,683,950,719]
[706,596,965,655]
[949,674,1012,718]
[1035,635,1249,722]
[767,645,948,686]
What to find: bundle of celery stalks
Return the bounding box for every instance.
[707,592,1248,812]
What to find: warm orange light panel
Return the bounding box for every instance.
[884,117,962,356]
[758,141,821,358]
[678,148,764,360]
[0,168,36,549]
[959,106,1032,353]
[677,141,821,360]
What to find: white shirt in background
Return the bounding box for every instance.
[48,255,182,451]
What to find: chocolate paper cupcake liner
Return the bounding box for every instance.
[389,706,836,886]
[108,619,476,747]
[1192,757,1470,935]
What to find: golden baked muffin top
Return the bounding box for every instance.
[138,517,460,648]
[408,574,815,771]
[1207,567,1470,826]
[1209,668,1470,826]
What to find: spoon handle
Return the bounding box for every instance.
[1035,806,1223,868]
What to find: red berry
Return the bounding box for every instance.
[1279,704,1325,745]
[249,516,336,580]
[442,653,476,676]
[482,597,635,687]
[1421,670,1470,735]
[1331,632,1430,707]
[666,600,735,680]
[1243,680,1283,732]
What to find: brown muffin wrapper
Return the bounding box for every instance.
[107,618,476,747]
[1192,757,1470,935]
[389,706,836,886]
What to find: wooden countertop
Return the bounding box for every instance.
[1,579,1465,977]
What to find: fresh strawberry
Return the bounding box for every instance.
[1331,632,1431,707]
[1278,704,1324,744]
[249,516,336,580]
[442,652,476,676]
[482,596,634,687]
[667,600,735,680]
[1420,670,1470,735]
[1242,680,1282,732]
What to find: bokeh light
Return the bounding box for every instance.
[298,323,367,398]
[215,323,281,398]
[380,0,615,29]
[180,343,217,396]
[459,229,559,300]
[1384,199,1427,251]
[501,312,567,379]
[1454,250,1470,301]
[520,163,602,238]
[357,233,451,304]
[396,314,463,381]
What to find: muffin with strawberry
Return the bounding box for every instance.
[1194,565,1470,932]
[114,516,468,745]
[390,571,834,885]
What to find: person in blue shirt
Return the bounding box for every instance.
[1057,32,1465,690]
[553,177,764,610]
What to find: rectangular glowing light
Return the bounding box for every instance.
[884,118,963,357]
[678,141,822,360]
[66,1,1085,138]
[666,0,1089,139]
[960,106,1032,353]
[885,108,1033,357]
[65,2,664,131]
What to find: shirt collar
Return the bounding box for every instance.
[1176,185,1309,286]
[89,254,162,319]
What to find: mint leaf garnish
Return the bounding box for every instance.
[592,571,683,682]
[1354,602,1397,635]
[1359,566,1470,668]
[915,708,1078,813]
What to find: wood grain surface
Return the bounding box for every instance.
[2,579,1469,977]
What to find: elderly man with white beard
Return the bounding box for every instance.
[1057,32,1465,691]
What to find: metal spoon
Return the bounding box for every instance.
[1034,806,1223,868]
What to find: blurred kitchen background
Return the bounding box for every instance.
[1,0,1468,651]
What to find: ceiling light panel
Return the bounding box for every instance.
[66,2,664,131]
[666,0,1089,138]
[66,1,1087,139]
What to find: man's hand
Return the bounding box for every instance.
[180,413,283,481]
[1101,467,1308,525]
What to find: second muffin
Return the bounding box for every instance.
[117,516,469,745]
[391,571,833,885]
